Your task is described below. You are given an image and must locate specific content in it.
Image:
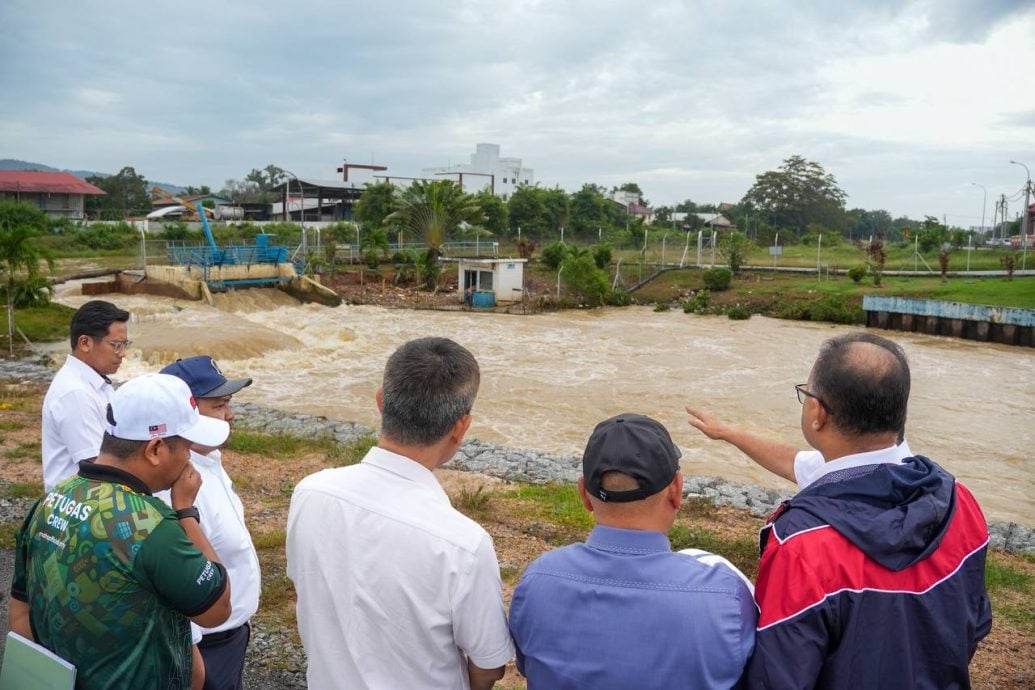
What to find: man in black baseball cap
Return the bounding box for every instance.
[509,413,757,689]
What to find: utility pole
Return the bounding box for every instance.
[1010,161,1030,269]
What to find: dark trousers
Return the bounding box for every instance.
[198,622,250,690]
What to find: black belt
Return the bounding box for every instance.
[200,623,248,645]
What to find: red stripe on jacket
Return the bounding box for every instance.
[755,482,988,630]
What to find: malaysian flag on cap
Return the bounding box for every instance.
[148,423,167,437]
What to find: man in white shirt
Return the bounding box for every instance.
[287,337,514,690]
[160,356,260,690]
[41,300,130,489]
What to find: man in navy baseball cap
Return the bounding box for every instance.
[161,356,252,400]
[159,356,259,690]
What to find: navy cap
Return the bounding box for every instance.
[582,413,681,502]
[160,356,252,399]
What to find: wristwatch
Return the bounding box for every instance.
[175,506,201,523]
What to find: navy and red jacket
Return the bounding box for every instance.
[745,456,992,689]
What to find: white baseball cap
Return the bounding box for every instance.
[107,373,229,447]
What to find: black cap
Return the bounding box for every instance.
[582,413,681,502]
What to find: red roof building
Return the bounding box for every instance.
[0,171,106,220]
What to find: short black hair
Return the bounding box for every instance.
[70,300,129,350]
[380,337,480,446]
[99,431,187,460]
[811,332,910,437]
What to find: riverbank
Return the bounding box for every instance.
[2,357,1032,549]
[1,365,1032,688]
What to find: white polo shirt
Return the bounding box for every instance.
[287,447,514,690]
[794,440,914,489]
[41,355,114,489]
[157,449,261,642]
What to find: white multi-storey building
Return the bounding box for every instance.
[422,143,533,199]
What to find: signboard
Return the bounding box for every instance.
[768,246,783,256]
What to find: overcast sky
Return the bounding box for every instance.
[2,0,1033,226]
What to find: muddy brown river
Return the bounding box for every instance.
[53,286,1034,525]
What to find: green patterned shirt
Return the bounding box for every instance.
[12,462,226,690]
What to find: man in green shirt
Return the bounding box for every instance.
[10,373,233,690]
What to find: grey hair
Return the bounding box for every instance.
[379,337,480,446]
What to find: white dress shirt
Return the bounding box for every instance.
[158,449,261,643]
[41,355,114,489]
[287,446,514,690]
[794,440,914,489]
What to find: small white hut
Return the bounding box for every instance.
[456,258,527,306]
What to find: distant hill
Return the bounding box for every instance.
[0,158,185,194]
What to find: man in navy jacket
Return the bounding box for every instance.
[693,332,992,688]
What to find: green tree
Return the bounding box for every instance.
[475,189,508,237]
[87,166,151,219]
[0,201,53,353]
[508,185,549,238]
[246,164,286,193]
[570,184,614,239]
[741,156,847,234]
[916,216,947,253]
[355,182,398,232]
[542,187,571,236]
[847,208,892,241]
[387,180,484,290]
[717,231,754,273]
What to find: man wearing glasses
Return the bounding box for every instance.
[687,332,990,688]
[41,299,131,489]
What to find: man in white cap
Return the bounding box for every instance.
[160,356,260,690]
[10,373,233,690]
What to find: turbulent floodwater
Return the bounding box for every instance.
[53,285,1035,525]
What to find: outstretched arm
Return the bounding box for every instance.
[685,405,798,482]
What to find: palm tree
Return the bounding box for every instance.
[386,180,485,290]
[0,201,53,354]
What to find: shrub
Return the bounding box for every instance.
[809,294,864,324]
[591,242,612,269]
[605,288,632,306]
[516,237,539,260]
[74,222,137,250]
[682,289,711,314]
[560,254,609,306]
[654,303,671,312]
[717,231,754,272]
[725,303,752,320]
[540,241,570,270]
[1000,253,1016,280]
[702,267,732,291]
[847,264,867,283]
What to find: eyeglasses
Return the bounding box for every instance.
[795,383,830,412]
[105,339,133,354]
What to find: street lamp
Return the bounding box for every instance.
[1010,161,1031,269]
[971,182,987,244]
